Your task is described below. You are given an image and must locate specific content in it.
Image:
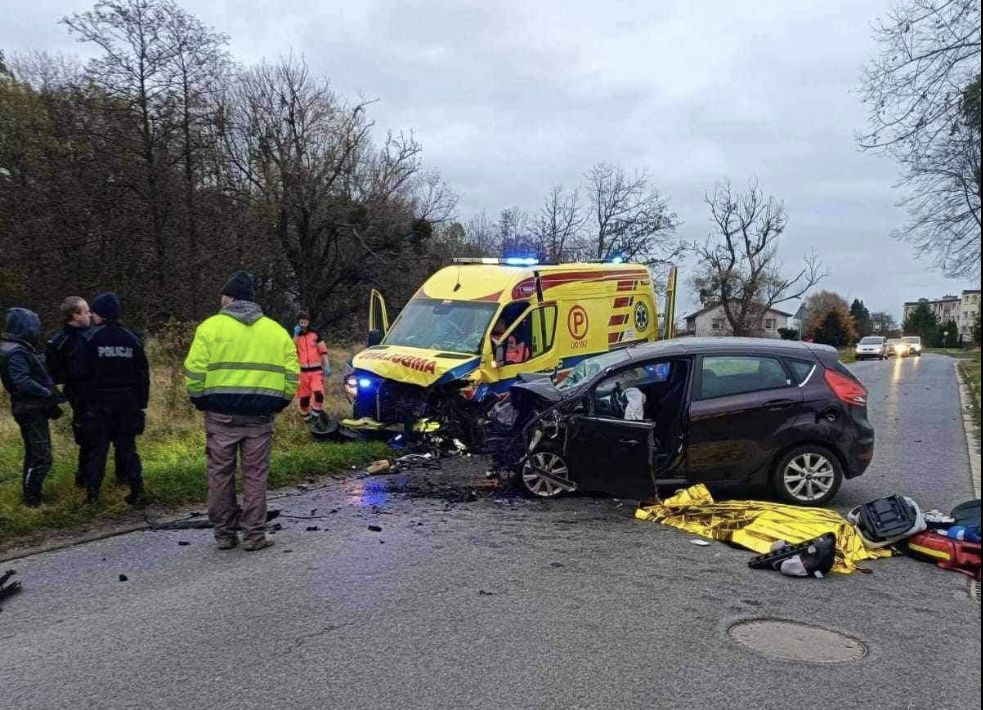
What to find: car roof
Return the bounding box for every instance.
[621,337,834,362]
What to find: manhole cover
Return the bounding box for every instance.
[728,619,867,663]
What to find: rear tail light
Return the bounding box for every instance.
[824,369,867,406]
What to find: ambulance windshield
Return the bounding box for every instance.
[384,298,499,354]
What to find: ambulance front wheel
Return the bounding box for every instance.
[516,444,574,499]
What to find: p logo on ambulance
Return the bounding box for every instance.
[568,305,589,341]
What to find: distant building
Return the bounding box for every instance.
[787,303,807,337]
[903,290,980,340]
[684,304,791,338]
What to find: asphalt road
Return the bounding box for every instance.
[1,354,979,710]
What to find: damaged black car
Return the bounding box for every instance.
[486,338,874,506]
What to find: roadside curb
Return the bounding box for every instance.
[953,360,981,498]
[0,474,355,564]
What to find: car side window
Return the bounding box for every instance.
[698,356,791,400]
[591,361,675,419]
[786,358,816,385]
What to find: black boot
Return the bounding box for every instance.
[23,492,42,508]
[86,486,100,504]
[125,482,145,508]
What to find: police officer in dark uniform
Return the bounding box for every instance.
[45,296,92,488]
[76,292,150,506]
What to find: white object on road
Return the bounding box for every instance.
[689,539,711,546]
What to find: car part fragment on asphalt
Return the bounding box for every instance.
[749,534,837,578]
[0,569,23,610]
[366,459,391,475]
[635,484,891,574]
[846,495,926,548]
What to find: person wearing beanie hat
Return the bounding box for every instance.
[220,271,256,302]
[75,292,149,506]
[1,307,64,507]
[90,292,121,322]
[184,273,300,551]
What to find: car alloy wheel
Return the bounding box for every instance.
[781,451,837,503]
[519,449,574,498]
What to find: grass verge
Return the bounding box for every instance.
[1,353,388,543]
[957,352,981,432]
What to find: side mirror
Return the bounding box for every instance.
[494,342,506,364]
[367,329,383,347]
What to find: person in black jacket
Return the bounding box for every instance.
[1,308,64,507]
[76,293,150,506]
[45,296,92,488]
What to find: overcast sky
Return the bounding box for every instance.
[3,0,979,318]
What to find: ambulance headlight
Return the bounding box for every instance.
[344,374,358,401]
[358,377,374,389]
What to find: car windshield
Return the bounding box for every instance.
[903,337,920,344]
[888,339,903,345]
[859,337,884,344]
[383,298,498,354]
[557,349,631,391]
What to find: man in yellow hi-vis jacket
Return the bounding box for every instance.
[184,271,299,551]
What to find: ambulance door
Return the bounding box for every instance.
[368,289,389,346]
[494,304,559,378]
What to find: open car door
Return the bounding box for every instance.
[563,357,691,500]
[368,289,390,345]
[565,417,657,500]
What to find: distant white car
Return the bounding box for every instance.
[887,338,910,357]
[855,336,887,360]
[903,335,923,356]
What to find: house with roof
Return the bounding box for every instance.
[683,303,792,338]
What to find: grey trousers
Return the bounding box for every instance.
[204,412,274,544]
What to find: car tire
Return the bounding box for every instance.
[515,444,574,499]
[771,444,843,506]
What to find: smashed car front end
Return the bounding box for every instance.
[342,345,489,445]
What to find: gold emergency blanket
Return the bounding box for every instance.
[635,484,892,574]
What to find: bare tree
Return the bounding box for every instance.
[859,0,981,277]
[692,179,825,337]
[219,56,429,324]
[585,162,680,264]
[161,4,229,312]
[532,185,587,262]
[63,0,183,303]
[464,211,496,255]
[9,51,82,91]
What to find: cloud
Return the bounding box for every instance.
[2,0,977,315]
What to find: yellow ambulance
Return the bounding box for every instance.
[342,258,677,438]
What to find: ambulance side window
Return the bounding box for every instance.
[499,305,558,364]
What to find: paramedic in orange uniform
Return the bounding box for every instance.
[491,317,530,365]
[293,312,331,420]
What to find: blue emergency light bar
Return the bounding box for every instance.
[452,257,541,266]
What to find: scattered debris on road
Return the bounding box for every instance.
[366,459,391,475]
[689,539,711,547]
[367,525,383,532]
[118,574,128,582]
[0,569,22,610]
[749,534,836,579]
